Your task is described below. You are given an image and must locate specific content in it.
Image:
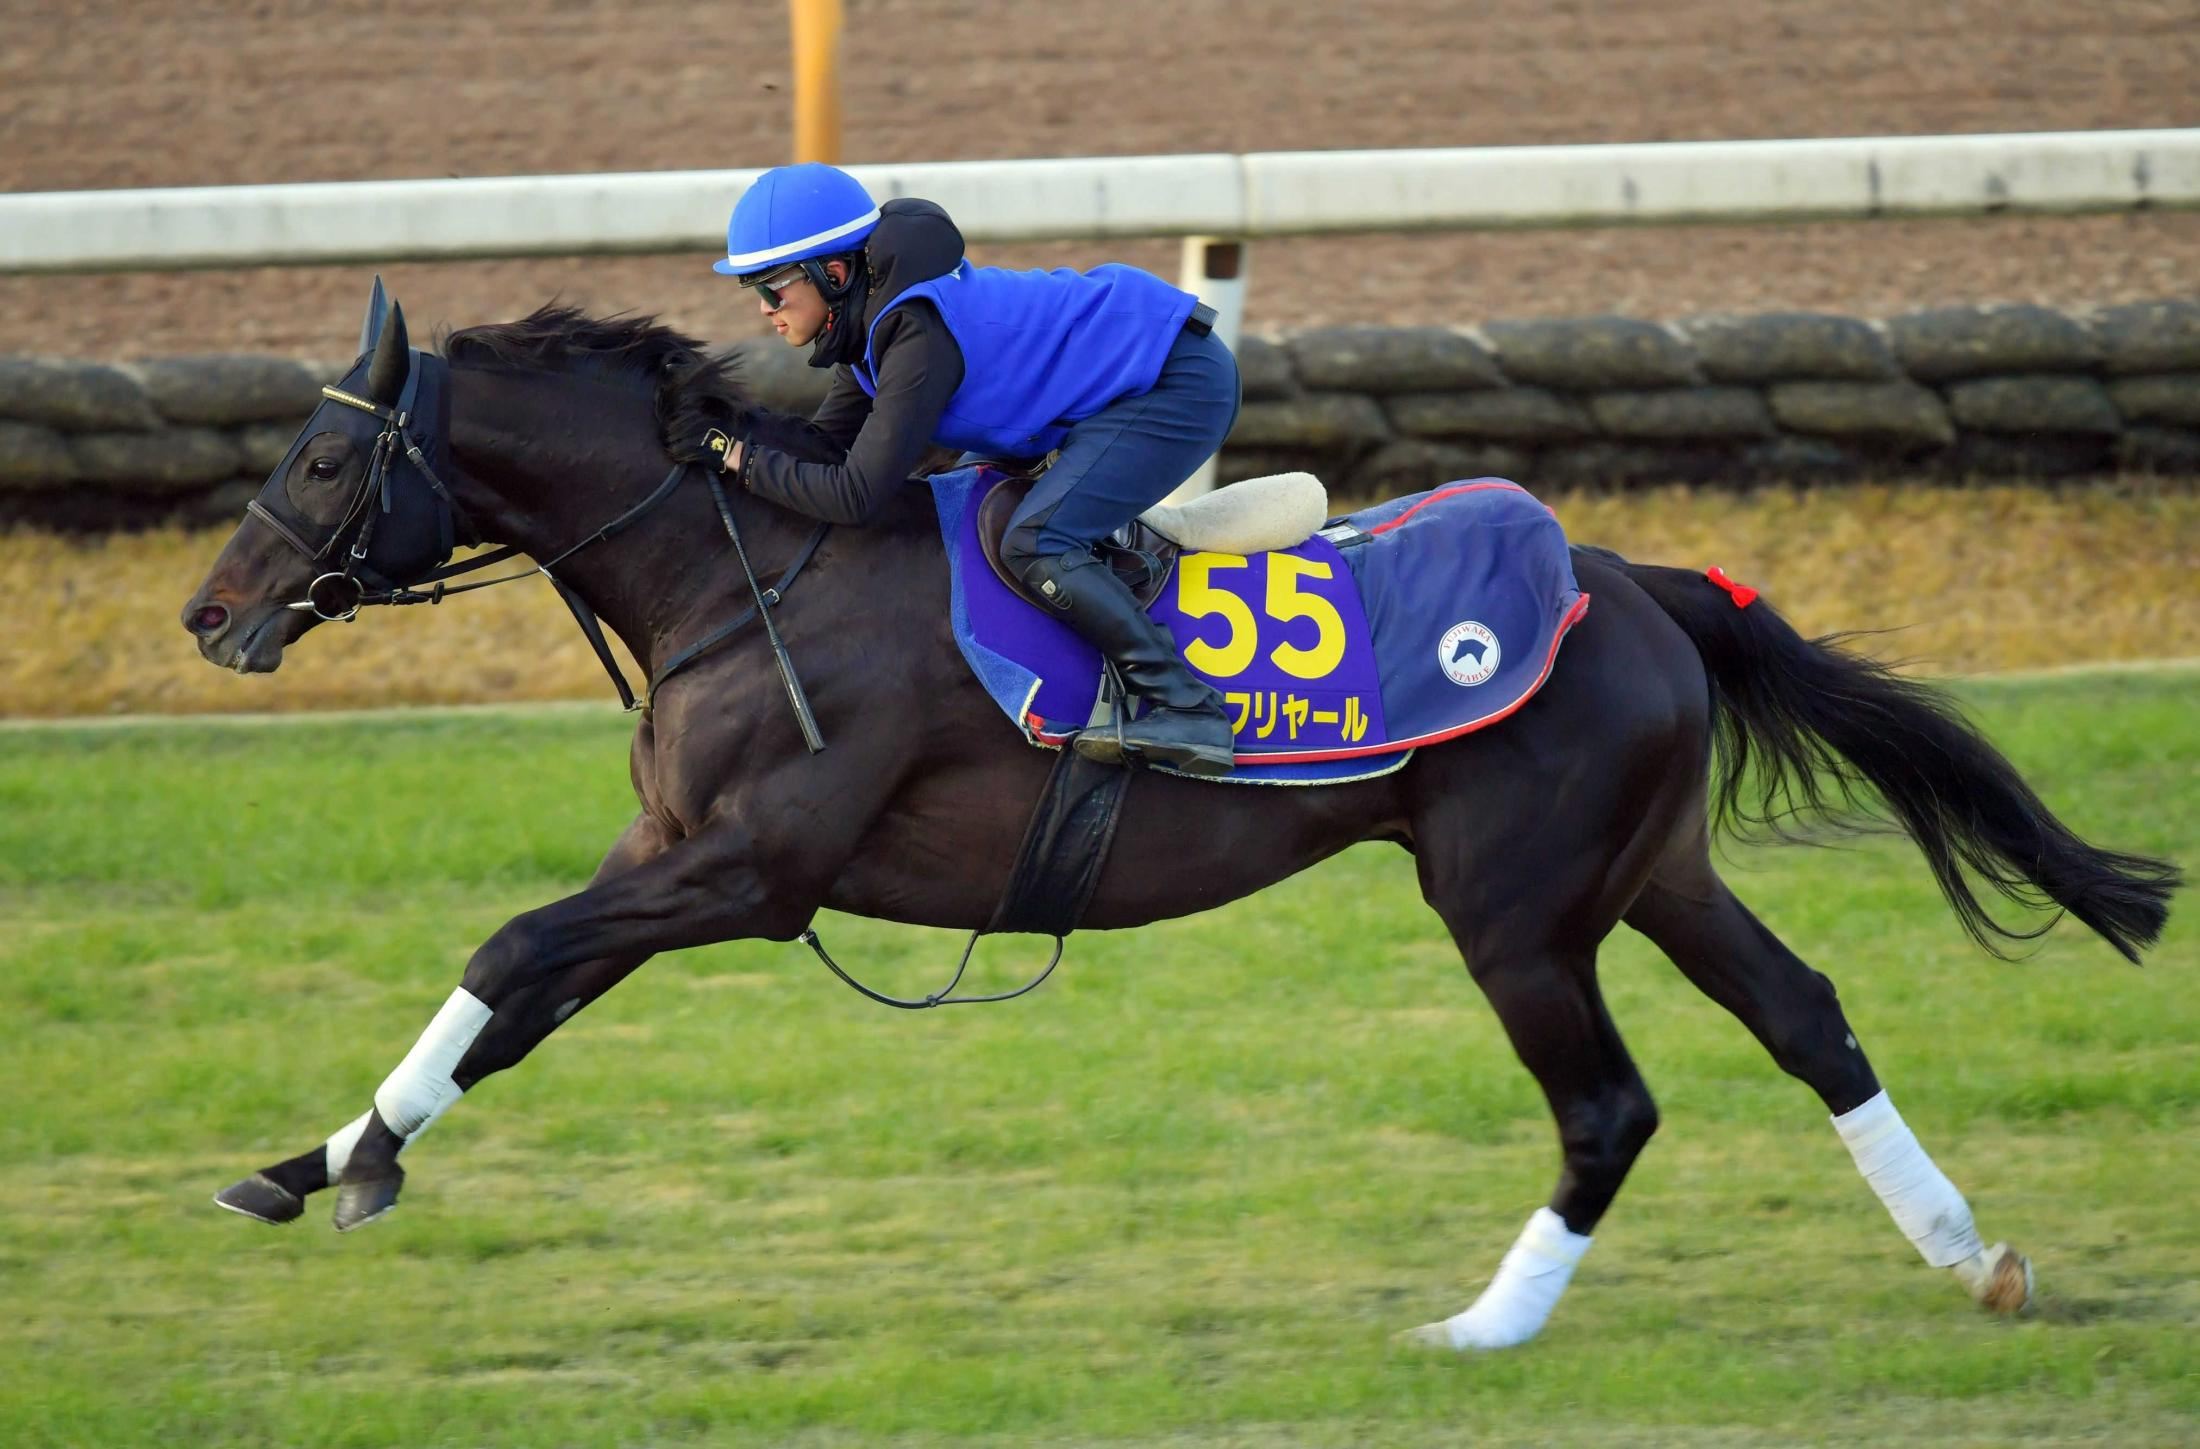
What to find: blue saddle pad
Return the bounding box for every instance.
[930,467,1589,786]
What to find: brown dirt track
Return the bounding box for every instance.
[3,0,2197,357]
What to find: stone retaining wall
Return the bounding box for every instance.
[5,300,2197,530]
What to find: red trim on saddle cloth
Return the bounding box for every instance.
[1237,592,1591,763]
[1705,566,1758,609]
[1024,480,1584,763]
[1365,479,1547,537]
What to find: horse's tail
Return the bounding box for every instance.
[1613,555,2180,963]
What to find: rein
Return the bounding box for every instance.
[258,379,488,622]
[799,928,1064,1009]
[276,379,831,719]
[266,364,1062,1009]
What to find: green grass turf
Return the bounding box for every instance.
[1,669,2194,1446]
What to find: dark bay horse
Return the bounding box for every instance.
[181,290,2178,1349]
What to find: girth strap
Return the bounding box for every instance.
[986,747,1133,937]
[793,741,1132,1011]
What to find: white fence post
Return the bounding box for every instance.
[1170,235,1248,502]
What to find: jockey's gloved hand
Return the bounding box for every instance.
[667,424,738,470]
[666,398,742,469]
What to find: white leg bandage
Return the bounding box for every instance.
[324,1110,374,1180]
[373,988,493,1141]
[1437,1207,1593,1350]
[1832,1090,1982,1268]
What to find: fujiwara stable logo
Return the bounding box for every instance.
[1438,621,1500,686]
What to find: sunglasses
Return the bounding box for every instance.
[745,265,812,310]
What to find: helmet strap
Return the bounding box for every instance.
[803,253,871,370]
[802,255,861,304]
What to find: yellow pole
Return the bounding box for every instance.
[789,0,844,164]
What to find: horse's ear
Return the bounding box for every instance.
[366,301,411,405]
[357,275,389,358]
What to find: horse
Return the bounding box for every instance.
[180,285,2179,1349]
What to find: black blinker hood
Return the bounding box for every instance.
[250,347,460,591]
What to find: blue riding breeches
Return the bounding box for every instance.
[997,324,1241,569]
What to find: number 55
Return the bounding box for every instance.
[1176,552,1346,682]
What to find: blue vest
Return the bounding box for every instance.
[855,262,1197,456]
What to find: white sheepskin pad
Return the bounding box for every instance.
[1137,472,1328,554]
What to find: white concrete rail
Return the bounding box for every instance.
[1238,130,2200,232]
[4,130,2196,275]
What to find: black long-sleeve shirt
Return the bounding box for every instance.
[739,301,965,525]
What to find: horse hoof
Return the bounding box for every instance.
[331,1169,403,1233]
[211,1173,303,1225]
[1956,1241,2033,1314]
[1978,1243,2034,1315]
[1395,1321,1466,1352]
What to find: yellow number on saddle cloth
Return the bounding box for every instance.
[1174,552,1349,682]
[1266,554,1346,680]
[1177,554,1260,677]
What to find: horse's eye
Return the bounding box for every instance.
[309,457,341,480]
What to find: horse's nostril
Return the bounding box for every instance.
[191,604,230,635]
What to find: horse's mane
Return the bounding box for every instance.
[441,303,941,529]
[442,303,751,439]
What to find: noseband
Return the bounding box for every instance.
[244,349,1057,1011]
[251,376,480,624]
[245,359,829,726]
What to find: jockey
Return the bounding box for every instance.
[705,162,1242,777]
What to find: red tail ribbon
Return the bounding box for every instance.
[1705,566,1758,609]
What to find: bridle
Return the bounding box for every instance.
[244,341,1058,1010]
[248,354,829,727]
[252,369,490,625]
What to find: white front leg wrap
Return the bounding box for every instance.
[373,988,493,1141]
[1439,1207,1593,1350]
[1832,1090,1983,1269]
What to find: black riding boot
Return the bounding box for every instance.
[1019,550,1236,776]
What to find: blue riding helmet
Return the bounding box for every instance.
[713,163,882,278]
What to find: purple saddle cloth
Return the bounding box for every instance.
[930,467,1590,787]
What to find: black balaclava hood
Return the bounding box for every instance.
[808,197,966,371]
[807,264,871,370]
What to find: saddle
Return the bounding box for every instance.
[975,471,1180,609]
[936,467,1590,782]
